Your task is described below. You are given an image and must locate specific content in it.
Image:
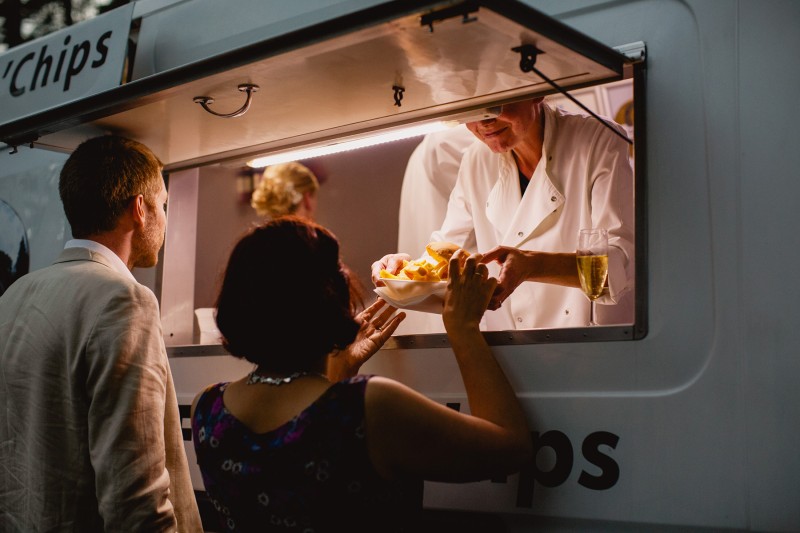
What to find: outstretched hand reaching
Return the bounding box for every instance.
[326,299,405,381]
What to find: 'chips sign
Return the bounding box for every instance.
[0,3,133,126]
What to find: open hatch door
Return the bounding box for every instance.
[0,0,629,171]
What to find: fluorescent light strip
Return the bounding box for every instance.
[247,121,451,168]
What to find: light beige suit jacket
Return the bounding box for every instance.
[0,248,202,532]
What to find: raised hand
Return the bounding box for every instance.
[326,299,405,381]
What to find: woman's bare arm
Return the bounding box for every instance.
[365,253,532,482]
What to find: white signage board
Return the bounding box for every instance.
[0,3,133,125]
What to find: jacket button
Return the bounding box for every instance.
[517,231,523,237]
[517,317,523,323]
[550,196,557,202]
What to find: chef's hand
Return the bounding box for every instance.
[370,253,412,286]
[480,246,536,310]
[326,299,405,381]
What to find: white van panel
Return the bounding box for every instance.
[736,1,800,529]
[132,0,387,80]
[361,0,798,529]
[1,0,798,530]
[163,0,799,528]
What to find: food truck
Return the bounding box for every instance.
[0,0,797,530]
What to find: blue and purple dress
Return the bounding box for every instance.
[192,374,423,532]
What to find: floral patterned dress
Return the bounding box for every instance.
[192,375,423,532]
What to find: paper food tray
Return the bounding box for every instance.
[374,280,447,314]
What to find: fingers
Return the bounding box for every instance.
[374,302,399,328]
[460,252,478,277]
[448,249,474,278]
[370,254,394,285]
[367,306,405,350]
[488,290,506,310]
[376,311,406,338]
[370,260,386,286]
[476,264,493,286]
[487,272,510,310]
[471,255,489,279]
[448,253,462,283]
[371,253,412,286]
[387,255,409,273]
[451,252,488,281]
[362,298,402,333]
[360,299,395,324]
[479,246,507,265]
[360,298,387,320]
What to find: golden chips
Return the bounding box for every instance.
[379,258,448,282]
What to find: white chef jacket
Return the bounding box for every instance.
[396,126,476,335]
[431,103,635,330]
[397,126,477,255]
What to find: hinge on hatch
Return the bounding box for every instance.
[420,1,479,32]
[510,44,633,146]
[614,41,647,62]
[4,133,39,154]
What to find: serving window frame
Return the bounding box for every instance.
[0,0,647,351]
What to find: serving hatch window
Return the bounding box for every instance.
[165,72,643,348]
[0,0,645,348]
[138,1,647,348]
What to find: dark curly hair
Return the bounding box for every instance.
[215,216,362,372]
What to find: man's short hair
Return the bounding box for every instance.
[59,135,163,238]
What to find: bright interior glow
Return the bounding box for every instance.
[247,121,451,168]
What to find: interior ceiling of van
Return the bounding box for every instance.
[5,1,626,171]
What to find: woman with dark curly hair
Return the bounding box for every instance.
[191,216,531,532]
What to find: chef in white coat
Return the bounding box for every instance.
[394,126,476,335]
[397,126,477,256]
[374,97,634,330]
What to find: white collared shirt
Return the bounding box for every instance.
[64,239,136,282]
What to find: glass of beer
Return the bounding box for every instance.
[576,228,609,326]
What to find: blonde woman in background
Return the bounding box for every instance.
[251,161,320,220]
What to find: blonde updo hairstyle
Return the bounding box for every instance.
[251,162,319,218]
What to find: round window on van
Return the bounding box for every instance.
[0,199,29,296]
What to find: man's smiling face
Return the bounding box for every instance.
[466,99,543,153]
